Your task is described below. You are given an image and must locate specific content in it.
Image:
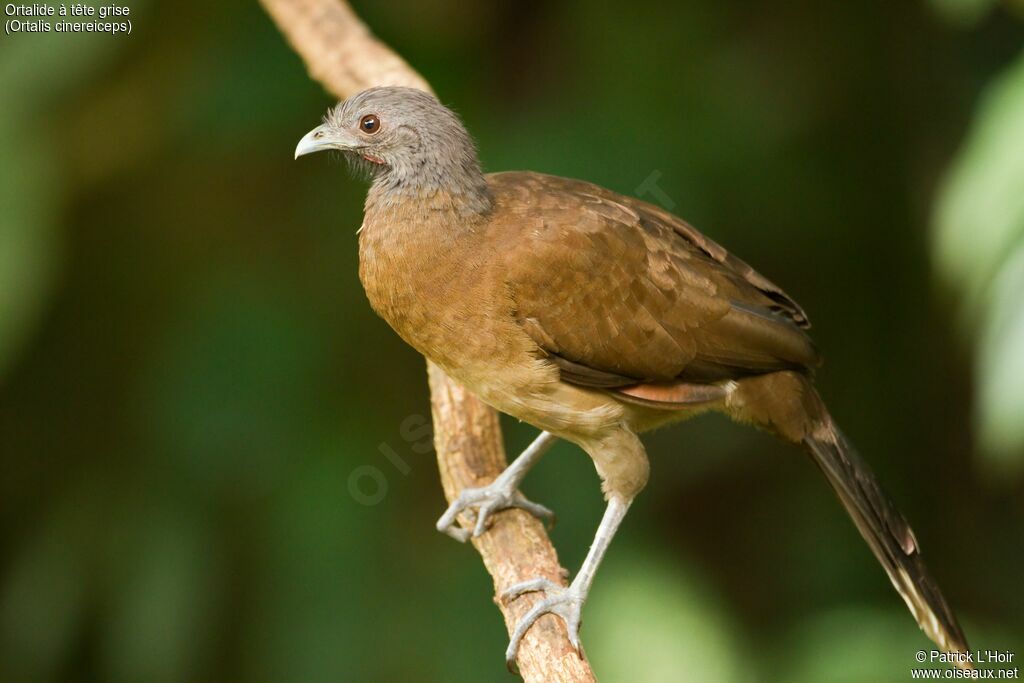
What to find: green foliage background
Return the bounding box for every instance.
[0,1,1021,681]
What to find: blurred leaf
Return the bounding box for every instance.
[934,51,1024,315]
[975,245,1024,471]
[781,607,944,683]
[928,0,998,26]
[933,49,1024,475]
[585,548,748,683]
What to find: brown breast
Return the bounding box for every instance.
[357,195,512,375]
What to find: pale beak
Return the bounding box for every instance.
[294,124,357,159]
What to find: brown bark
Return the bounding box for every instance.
[259,0,596,680]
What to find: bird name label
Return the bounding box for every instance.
[4,3,131,35]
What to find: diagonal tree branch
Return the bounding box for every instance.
[259,1,597,680]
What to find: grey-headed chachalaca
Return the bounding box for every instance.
[294,87,968,667]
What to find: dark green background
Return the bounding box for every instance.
[1,1,1021,681]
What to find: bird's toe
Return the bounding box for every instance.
[435,482,554,542]
[502,578,585,667]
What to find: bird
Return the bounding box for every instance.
[294,86,969,668]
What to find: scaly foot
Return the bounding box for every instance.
[435,480,554,543]
[501,577,585,667]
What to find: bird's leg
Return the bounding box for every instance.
[501,495,631,667]
[435,430,558,542]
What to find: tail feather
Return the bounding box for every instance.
[804,420,970,663]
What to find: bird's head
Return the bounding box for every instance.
[295,87,491,214]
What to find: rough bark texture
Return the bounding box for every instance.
[259,0,596,680]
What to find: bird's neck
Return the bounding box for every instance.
[365,150,493,219]
[361,185,490,252]
[359,175,492,273]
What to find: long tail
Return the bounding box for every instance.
[727,371,969,663]
[804,417,970,661]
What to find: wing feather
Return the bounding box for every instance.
[489,171,819,386]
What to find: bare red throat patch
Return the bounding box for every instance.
[362,154,385,165]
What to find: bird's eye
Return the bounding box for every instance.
[359,114,381,134]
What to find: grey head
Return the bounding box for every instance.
[295,87,491,214]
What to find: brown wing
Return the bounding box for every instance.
[489,171,820,386]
